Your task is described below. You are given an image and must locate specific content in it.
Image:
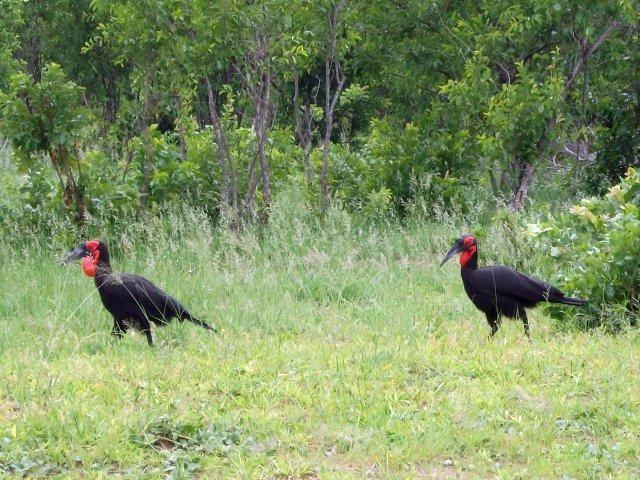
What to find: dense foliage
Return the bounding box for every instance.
[1,1,638,222]
[1,0,639,328]
[530,167,640,330]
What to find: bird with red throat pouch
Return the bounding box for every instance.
[64,240,216,346]
[440,234,587,338]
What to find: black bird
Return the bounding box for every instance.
[440,235,587,337]
[64,240,216,346]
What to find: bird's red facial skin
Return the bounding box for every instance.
[82,240,100,277]
[86,240,100,254]
[459,236,477,266]
[86,240,100,262]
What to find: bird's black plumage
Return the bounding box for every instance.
[440,235,587,337]
[65,240,216,346]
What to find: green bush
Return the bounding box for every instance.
[328,119,473,219]
[529,167,640,330]
[0,63,93,224]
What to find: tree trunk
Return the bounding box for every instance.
[321,2,346,214]
[256,73,272,223]
[292,64,314,187]
[205,75,229,210]
[50,147,86,225]
[23,27,42,83]
[302,104,313,186]
[508,20,620,212]
[241,155,262,222]
[103,70,120,124]
[205,76,232,216]
[509,162,534,212]
[177,96,187,163]
[139,70,154,217]
[178,121,187,162]
[241,29,273,224]
[488,163,499,198]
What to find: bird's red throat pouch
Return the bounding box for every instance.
[82,255,96,277]
[459,246,476,267]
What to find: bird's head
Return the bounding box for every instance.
[64,240,109,277]
[440,235,477,267]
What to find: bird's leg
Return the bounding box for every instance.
[111,318,127,340]
[142,329,154,347]
[486,314,500,338]
[489,323,499,337]
[137,317,154,346]
[521,312,531,338]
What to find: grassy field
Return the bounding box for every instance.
[1,212,639,479]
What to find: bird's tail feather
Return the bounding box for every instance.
[183,314,217,332]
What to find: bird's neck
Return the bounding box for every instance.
[460,254,478,294]
[93,262,113,283]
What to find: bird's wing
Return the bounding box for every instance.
[119,273,188,318]
[470,266,560,304]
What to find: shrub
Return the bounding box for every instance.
[0,63,92,223]
[528,167,640,330]
[328,119,473,219]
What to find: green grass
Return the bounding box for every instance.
[1,214,639,479]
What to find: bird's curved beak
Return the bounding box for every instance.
[64,245,88,264]
[440,239,464,267]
